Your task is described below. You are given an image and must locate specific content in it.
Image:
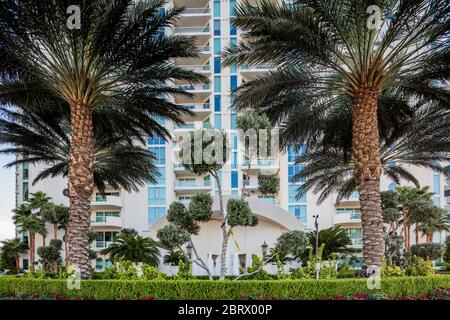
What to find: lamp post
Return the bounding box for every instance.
[186,242,193,260]
[261,241,268,257]
[313,215,320,280]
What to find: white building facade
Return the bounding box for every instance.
[15,0,449,274]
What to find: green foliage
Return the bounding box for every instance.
[404,257,435,277]
[188,193,213,222]
[0,238,28,271]
[257,174,279,194]
[410,243,444,261]
[444,236,450,263]
[37,239,63,271]
[157,224,190,249]
[245,255,270,280]
[163,250,187,266]
[115,260,138,280]
[141,265,166,280]
[291,244,326,279]
[226,198,258,227]
[337,263,357,279]
[101,231,160,266]
[1,276,450,300]
[274,230,309,262]
[306,226,352,260]
[236,113,272,160]
[320,253,338,279]
[381,258,406,277]
[177,259,193,280]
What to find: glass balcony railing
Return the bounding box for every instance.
[174,26,210,33]
[182,8,210,14]
[200,46,210,53]
[180,65,211,72]
[182,103,211,111]
[241,64,271,70]
[175,180,211,187]
[243,159,277,167]
[175,123,195,129]
[177,84,210,91]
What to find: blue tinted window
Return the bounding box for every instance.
[148,135,164,145]
[230,75,238,90]
[230,22,237,35]
[231,171,238,188]
[214,38,221,55]
[214,56,221,73]
[150,167,166,185]
[214,19,221,36]
[214,0,220,17]
[288,164,305,182]
[148,187,166,205]
[288,145,306,162]
[214,95,221,112]
[149,147,165,165]
[230,0,236,16]
[433,174,440,193]
[288,205,307,224]
[214,76,221,93]
[232,151,238,169]
[148,207,166,224]
[214,114,221,129]
[289,184,306,202]
[230,113,237,129]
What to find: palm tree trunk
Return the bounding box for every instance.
[29,232,35,272]
[415,223,419,245]
[407,226,411,251]
[42,234,46,246]
[426,233,433,243]
[53,224,58,240]
[352,87,384,272]
[66,102,95,279]
[15,255,19,269]
[212,171,228,280]
[402,207,408,251]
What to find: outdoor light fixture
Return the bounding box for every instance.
[261,241,268,256]
[186,242,193,259]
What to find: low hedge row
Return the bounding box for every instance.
[0,276,449,300]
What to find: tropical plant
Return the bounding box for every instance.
[0,238,28,271]
[257,174,280,195]
[415,206,450,243]
[28,192,51,246]
[12,203,45,271]
[41,204,69,241]
[410,243,444,261]
[444,236,450,263]
[37,239,63,272]
[163,250,187,266]
[223,0,450,270]
[100,232,160,266]
[0,0,207,278]
[272,230,309,262]
[306,226,353,260]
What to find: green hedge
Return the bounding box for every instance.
[0,276,449,300]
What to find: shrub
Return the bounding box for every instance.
[115,260,138,280]
[257,174,280,194]
[176,259,192,280]
[141,265,166,280]
[410,243,444,260]
[381,258,406,277]
[404,257,435,277]
[444,236,450,263]
[1,276,450,300]
[243,255,271,280]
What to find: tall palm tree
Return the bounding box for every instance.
[29,191,51,246]
[0,238,28,270]
[413,202,449,243]
[12,204,45,271]
[306,226,353,260]
[0,0,207,278]
[223,0,450,269]
[100,230,160,266]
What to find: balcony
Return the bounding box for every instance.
[336,191,360,206]
[179,64,211,74]
[242,159,279,174]
[240,64,272,79]
[91,241,113,251]
[179,103,211,121]
[333,211,362,226]
[176,7,211,28]
[243,179,259,191]
[90,195,122,209]
[173,26,210,43]
[174,180,212,195]
[176,83,211,103]
[91,216,122,229]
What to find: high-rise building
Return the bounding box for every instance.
[15,0,448,274]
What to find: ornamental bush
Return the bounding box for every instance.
[410,243,444,260]
[257,174,280,194]
[1,276,450,300]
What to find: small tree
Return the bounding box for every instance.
[410,243,444,261]
[444,236,450,263]
[0,238,28,271]
[37,239,63,272]
[257,174,280,195]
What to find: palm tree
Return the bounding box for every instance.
[42,203,69,240]
[0,0,207,278]
[0,105,159,193]
[29,192,51,246]
[100,230,160,266]
[12,204,45,271]
[414,203,450,243]
[306,226,353,260]
[0,238,28,270]
[223,0,450,269]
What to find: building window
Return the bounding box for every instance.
[288,184,306,202]
[148,207,166,225]
[230,0,236,17]
[231,171,238,188]
[214,114,222,129]
[288,145,306,162]
[148,187,166,205]
[230,75,238,90]
[22,259,29,270]
[230,113,237,129]
[230,22,237,36]
[288,205,307,224]
[214,0,220,17]
[149,167,166,186]
[214,56,221,73]
[214,38,221,55]
[22,182,29,201]
[214,19,221,36]
[214,95,221,112]
[288,164,305,183]
[214,76,221,93]
[22,162,29,180]
[148,135,165,145]
[149,146,166,165]
[337,208,361,219]
[232,152,238,169]
[346,228,362,246]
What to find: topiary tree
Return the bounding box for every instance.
[37,239,63,272]
[226,198,258,227]
[410,243,444,261]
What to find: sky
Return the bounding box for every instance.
[0,155,16,241]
